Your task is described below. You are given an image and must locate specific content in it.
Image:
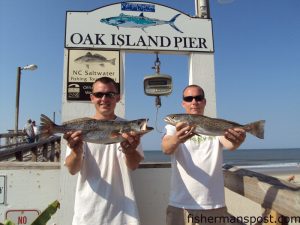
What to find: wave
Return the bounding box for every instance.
[232,162,300,169]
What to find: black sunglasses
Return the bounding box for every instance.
[92,92,118,99]
[183,95,205,102]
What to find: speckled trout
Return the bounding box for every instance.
[40,114,153,144]
[164,114,265,139]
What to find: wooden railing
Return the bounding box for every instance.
[0,136,61,162]
[223,164,300,225]
[0,131,27,147]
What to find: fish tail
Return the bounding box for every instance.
[244,120,265,139]
[40,114,57,139]
[110,58,116,65]
[169,14,183,33]
[169,14,181,23]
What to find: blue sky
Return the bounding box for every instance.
[1,0,299,150]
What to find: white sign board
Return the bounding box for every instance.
[65,1,214,52]
[6,210,39,225]
[0,176,5,204]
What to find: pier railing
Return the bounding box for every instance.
[138,163,300,225]
[0,135,61,162]
[0,131,27,147]
[223,164,300,225]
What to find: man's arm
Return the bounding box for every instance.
[220,128,246,151]
[161,122,195,155]
[121,132,143,170]
[64,131,84,175]
[124,150,143,170]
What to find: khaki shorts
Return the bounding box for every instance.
[166,205,241,225]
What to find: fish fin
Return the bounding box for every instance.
[117,19,126,24]
[110,131,121,139]
[62,117,94,125]
[94,53,106,59]
[139,13,144,17]
[169,14,183,33]
[244,120,265,139]
[40,114,57,140]
[141,27,147,33]
[99,63,104,67]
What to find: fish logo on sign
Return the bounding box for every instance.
[74,52,116,69]
[100,13,183,33]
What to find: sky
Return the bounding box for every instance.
[0,0,299,150]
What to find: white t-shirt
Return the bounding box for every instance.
[165,124,225,210]
[66,118,144,225]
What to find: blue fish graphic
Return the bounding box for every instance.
[100,13,183,33]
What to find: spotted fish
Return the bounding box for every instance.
[164,113,265,139]
[40,114,153,144]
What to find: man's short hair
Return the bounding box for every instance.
[182,85,205,97]
[93,77,120,93]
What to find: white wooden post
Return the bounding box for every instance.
[188,52,217,117]
[189,0,216,117]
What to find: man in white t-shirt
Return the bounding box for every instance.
[162,85,246,225]
[23,119,35,143]
[64,77,144,225]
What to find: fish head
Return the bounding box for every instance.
[134,119,154,134]
[100,14,127,26]
[164,114,187,126]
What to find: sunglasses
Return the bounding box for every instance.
[92,92,118,99]
[183,95,205,102]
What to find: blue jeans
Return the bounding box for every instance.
[27,137,35,143]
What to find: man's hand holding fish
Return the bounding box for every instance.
[63,131,84,175]
[175,122,195,143]
[120,131,143,170]
[64,131,83,150]
[120,131,141,155]
[222,128,246,150]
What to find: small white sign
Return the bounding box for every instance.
[0,175,5,204]
[6,210,40,225]
[67,49,120,101]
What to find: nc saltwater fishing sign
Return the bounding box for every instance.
[65,1,214,52]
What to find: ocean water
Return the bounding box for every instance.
[143,148,300,168]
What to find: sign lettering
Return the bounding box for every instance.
[18,216,27,224]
